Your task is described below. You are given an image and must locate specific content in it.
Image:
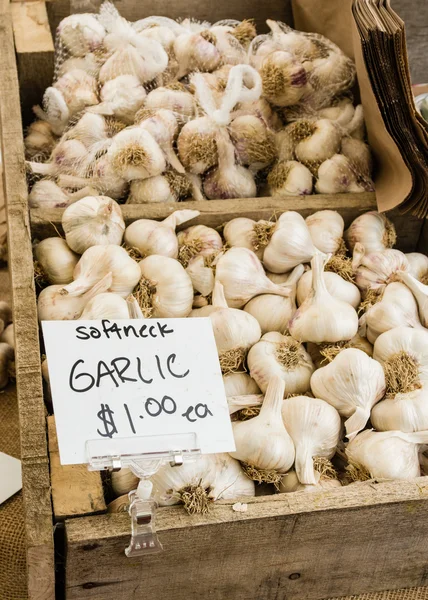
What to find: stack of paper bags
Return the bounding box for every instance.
[293,0,428,217]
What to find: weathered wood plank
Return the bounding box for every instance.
[65,478,428,600]
[0,0,55,598]
[48,416,106,521]
[30,193,423,253]
[11,0,54,126]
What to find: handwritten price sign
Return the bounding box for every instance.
[42,319,235,465]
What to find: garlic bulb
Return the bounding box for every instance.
[282,396,341,485]
[296,270,361,309]
[229,115,277,171]
[58,53,101,78]
[137,109,184,173]
[289,253,359,343]
[363,282,423,343]
[305,210,344,255]
[232,97,283,131]
[263,211,321,273]
[177,116,218,175]
[124,209,199,259]
[127,172,193,204]
[144,87,196,120]
[247,331,314,396]
[28,139,89,177]
[341,137,372,177]
[0,325,14,349]
[107,127,166,181]
[58,155,128,200]
[223,372,260,397]
[260,51,309,107]
[0,343,14,390]
[306,333,373,369]
[54,69,99,117]
[293,119,342,167]
[136,255,193,318]
[315,155,367,194]
[150,453,254,512]
[177,225,223,267]
[24,120,56,159]
[173,30,221,79]
[28,180,98,209]
[35,238,79,285]
[215,247,292,308]
[345,212,396,253]
[62,196,125,254]
[191,282,261,373]
[137,24,177,50]
[397,271,428,328]
[186,256,215,296]
[90,75,146,123]
[38,273,112,321]
[230,376,295,481]
[223,218,264,259]
[346,429,428,480]
[79,293,130,320]
[244,264,304,334]
[57,13,105,57]
[310,348,385,440]
[279,469,341,494]
[352,244,409,293]
[111,469,139,497]
[267,160,313,197]
[406,253,428,283]
[61,245,140,298]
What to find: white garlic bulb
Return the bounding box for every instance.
[310,348,385,440]
[282,396,341,485]
[124,209,199,259]
[398,271,428,328]
[128,171,196,204]
[107,127,166,181]
[62,196,125,254]
[263,211,321,273]
[38,273,112,321]
[58,53,101,78]
[230,376,295,477]
[177,116,218,175]
[136,255,193,318]
[215,247,292,308]
[186,256,215,296]
[57,13,105,57]
[223,218,264,260]
[223,372,260,397]
[28,180,98,210]
[341,137,372,177]
[247,331,314,396]
[35,238,79,285]
[259,51,310,107]
[61,245,141,298]
[173,30,221,79]
[345,212,396,253]
[190,282,261,373]
[79,293,130,320]
[244,265,304,334]
[363,282,423,343]
[177,225,223,266]
[279,469,341,494]
[150,453,254,511]
[294,119,342,166]
[27,139,89,177]
[406,253,428,282]
[144,87,196,120]
[305,210,344,255]
[91,75,146,123]
[297,269,360,309]
[229,115,277,171]
[137,108,184,173]
[24,120,56,159]
[346,429,428,480]
[289,254,359,343]
[352,243,409,293]
[315,154,366,194]
[267,160,313,197]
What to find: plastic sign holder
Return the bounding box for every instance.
[86,432,201,557]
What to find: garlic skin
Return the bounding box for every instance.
[24,120,56,159]
[57,13,105,57]
[263,211,320,273]
[62,196,125,254]
[186,256,215,296]
[28,180,98,210]
[363,282,423,344]
[177,116,218,175]
[79,293,130,320]
[107,127,166,181]
[137,109,184,173]
[294,119,342,167]
[229,115,277,171]
[352,244,409,293]
[38,273,112,321]
[346,429,428,480]
[373,326,428,384]
[398,271,428,328]
[173,31,221,79]
[248,331,314,396]
[177,225,223,265]
[289,254,359,343]
[144,87,196,120]
[315,155,366,194]
[124,209,199,259]
[297,270,361,309]
[223,372,260,397]
[279,469,341,494]
[35,238,79,285]
[282,396,341,485]
[310,348,385,440]
[150,453,254,509]
[341,137,372,177]
[223,218,263,259]
[61,245,140,298]
[267,160,313,197]
[260,51,309,107]
[230,376,295,474]
[91,75,146,123]
[244,264,304,334]
[28,138,89,178]
[137,255,193,318]
[215,247,292,308]
[345,212,396,253]
[406,253,428,282]
[127,176,176,204]
[306,333,373,369]
[58,53,101,78]
[54,69,99,117]
[305,210,344,255]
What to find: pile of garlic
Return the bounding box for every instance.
[35,201,428,513]
[25,2,374,207]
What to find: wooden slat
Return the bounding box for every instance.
[30,193,424,253]
[0,0,55,598]
[11,1,54,126]
[47,416,106,521]
[65,478,428,600]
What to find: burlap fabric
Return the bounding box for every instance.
[0,383,27,600]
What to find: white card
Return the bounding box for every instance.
[42,318,235,465]
[0,452,22,504]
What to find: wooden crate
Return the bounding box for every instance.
[2,1,428,599]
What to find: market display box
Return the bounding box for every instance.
[1,1,428,599]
